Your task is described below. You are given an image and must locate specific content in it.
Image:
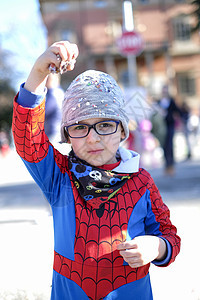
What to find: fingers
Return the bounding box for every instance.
[48,41,79,74]
[56,41,78,61]
[119,248,138,258]
[117,241,137,251]
[118,247,144,268]
[117,236,162,268]
[120,250,143,268]
[119,248,140,263]
[127,260,143,268]
[50,41,78,61]
[117,241,140,267]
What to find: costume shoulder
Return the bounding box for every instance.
[135,168,153,185]
[13,95,69,172]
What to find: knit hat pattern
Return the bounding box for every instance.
[60,70,129,142]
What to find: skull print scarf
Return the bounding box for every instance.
[68,150,131,209]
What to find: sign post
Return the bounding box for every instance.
[118,1,144,87]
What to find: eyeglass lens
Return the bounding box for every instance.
[66,120,119,138]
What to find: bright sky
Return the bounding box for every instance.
[0,0,47,90]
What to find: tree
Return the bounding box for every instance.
[0,48,16,140]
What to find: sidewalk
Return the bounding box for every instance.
[0,149,33,186]
[0,141,71,187]
[0,150,52,299]
[151,202,200,300]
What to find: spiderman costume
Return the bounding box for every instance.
[12,86,181,300]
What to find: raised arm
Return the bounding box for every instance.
[12,41,79,163]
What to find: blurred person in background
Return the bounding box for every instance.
[180,101,192,160]
[186,108,200,158]
[151,101,167,151]
[123,119,137,151]
[0,130,10,156]
[158,85,182,176]
[134,119,159,169]
[187,110,200,139]
[44,73,64,145]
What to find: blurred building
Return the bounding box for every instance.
[39,0,200,110]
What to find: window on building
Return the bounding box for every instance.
[94,0,107,8]
[175,0,185,3]
[60,29,77,44]
[173,16,191,41]
[138,0,149,4]
[56,3,70,11]
[177,73,196,96]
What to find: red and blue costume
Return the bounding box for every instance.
[12,85,181,300]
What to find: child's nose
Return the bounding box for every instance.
[86,128,100,142]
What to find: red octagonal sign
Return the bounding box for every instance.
[117,30,144,56]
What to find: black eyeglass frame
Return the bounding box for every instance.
[64,120,120,138]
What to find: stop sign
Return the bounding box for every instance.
[117,31,144,56]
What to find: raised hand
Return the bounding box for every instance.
[24,41,79,93]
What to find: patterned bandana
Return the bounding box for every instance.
[68,151,131,209]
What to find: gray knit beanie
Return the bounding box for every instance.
[61,70,129,142]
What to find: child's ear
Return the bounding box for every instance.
[64,130,71,144]
[121,128,126,141]
[66,136,71,144]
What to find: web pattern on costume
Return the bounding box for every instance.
[54,170,149,300]
[53,168,180,300]
[12,99,49,162]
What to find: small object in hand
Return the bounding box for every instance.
[49,54,76,74]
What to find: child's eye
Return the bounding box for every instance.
[99,122,113,128]
[74,125,87,130]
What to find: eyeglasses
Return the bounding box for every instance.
[64,120,120,138]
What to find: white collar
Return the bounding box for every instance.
[113,147,140,173]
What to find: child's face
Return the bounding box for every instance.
[68,118,125,166]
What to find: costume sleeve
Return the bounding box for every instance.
[17,83,46,108]
[12,90,68,205]
[12,92,49,164]
[145,174,181,267]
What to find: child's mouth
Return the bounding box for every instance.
[88,149,104,155]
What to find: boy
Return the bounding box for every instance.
[12,41,180,300]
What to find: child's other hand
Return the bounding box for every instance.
[117,235,167,268]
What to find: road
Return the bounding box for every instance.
[0,148,200,299]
